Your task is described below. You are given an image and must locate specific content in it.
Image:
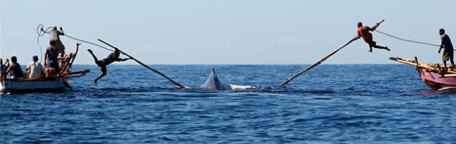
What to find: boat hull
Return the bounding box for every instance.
[0,78,67,93]
[417,68,456,90]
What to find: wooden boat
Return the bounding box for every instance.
[390,57,456,90]
[1,78,67,93]
[1,44,89,93]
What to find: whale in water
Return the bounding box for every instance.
[199,68,255,90]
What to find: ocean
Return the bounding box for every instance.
[1,64,456,143]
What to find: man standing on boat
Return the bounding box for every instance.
[355,20,390,53]
[438,28,454,69]
[41,26,65,57]
[87,48,131,85]
[45,40,60,72]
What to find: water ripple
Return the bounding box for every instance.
[1,65,456,143]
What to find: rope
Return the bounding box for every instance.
[36,24,52,63]
[37,24,114,52]
[375,30,440,47]
[64,34,114,52]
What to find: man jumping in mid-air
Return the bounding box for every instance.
[355,20,390,53]
[87,48,131,85]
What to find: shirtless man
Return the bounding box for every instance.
[6,56,24,80]
[87,48,131,85]
[45,40,60,72]
[355,20,390,52]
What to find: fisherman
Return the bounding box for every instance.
[87,48,131,85]
[438,28,454,69]
[6,56,24,80]
[41,26,65,57]
[355,20,390,52]
[45,40,60,72]
[25,55,44,80]
[0,58,7,81]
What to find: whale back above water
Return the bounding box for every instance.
[199,68,233,90]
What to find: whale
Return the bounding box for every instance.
[199,68,255,90]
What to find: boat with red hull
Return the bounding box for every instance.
[391,57,456,90]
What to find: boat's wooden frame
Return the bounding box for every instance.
[391,57,456,89]
[1,44,89,93]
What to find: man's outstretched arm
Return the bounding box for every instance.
[354,35,361,40]
[371,19,385,31]
[41,28,48,34]
[116,57,131,62]
[59,27,65,35]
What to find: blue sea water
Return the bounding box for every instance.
[1,64,456,143]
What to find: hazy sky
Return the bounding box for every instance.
[0,0,455,64]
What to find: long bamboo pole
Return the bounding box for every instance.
[281,19,384,86]
[98,39,186,88]
[281,37,358,86]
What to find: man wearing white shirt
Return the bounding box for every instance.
[26,55,44,80]
[41,26,65,57]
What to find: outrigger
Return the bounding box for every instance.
[390,57,456,90]
[1,44,90,93]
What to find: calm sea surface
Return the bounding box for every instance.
[2,65,456,143]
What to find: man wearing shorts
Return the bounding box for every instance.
[87,48,131,85]
[438,28,454,69]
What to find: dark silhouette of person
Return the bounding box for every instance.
[87,48,131,85]
[438,28,454,69]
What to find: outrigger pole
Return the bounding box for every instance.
[281,37,358,86]
[97,39,186,89]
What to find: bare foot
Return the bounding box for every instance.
[368,50,373,53]
[93,80,98,86]
[385,47,391,51]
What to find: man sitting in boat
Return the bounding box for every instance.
[438,28,454,69]
[25,55,44,80]
[41,26,66,57]
[87,48,131,85]
[6,56,24,81]
[355,20,390,53]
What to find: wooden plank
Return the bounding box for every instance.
[390,57,456,74]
